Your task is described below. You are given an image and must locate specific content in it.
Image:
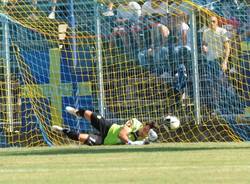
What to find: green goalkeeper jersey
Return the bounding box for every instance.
[103,118,143,145]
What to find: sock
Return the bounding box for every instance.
[63,129,79,141]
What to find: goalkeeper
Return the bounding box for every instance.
[52,106,158,146]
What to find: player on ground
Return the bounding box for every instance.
[52,106,158,146]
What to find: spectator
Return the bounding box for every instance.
[102,2,114,17]
[142,0,169,49]
[138,0,170,73]
[141,0,169,25]
[101,2,115,44]
[32,0,57,19]
[110,1,142,50]
[116,1,141,23]
[138,13,170,73]
[202,16,243,114]
[169,0,192,52]
[202,16,230,72]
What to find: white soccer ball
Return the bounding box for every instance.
[163,115,180,130]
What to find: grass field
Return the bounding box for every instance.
[0,143,249,184]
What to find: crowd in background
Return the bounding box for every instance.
[98,0,248,115]
[3,0,249,115]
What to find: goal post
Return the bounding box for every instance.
[2,14,13,132]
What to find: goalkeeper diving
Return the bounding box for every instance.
[52,106,158,146]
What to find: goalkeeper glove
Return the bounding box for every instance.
[127,140,149,145]
[148,129,158,142]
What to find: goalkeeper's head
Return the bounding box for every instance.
[139,121,157,138]
[145,121,157,129]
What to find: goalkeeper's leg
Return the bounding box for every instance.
[66,106,96,123]
[65,106,88,119]
[52,125,102,145]
[66,106,112,137]
[52,125,80,141]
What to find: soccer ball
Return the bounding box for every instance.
[163,115,180,130]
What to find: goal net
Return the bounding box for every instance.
[0,0,249,147]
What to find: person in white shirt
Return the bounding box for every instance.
[102,2,114,17]
[141,0,169,25]
[201,16,243,115]
[174,18,191,52]
[141,0,170,46]
[32,0,57,19]
[116,1,141,23]
[202,16,230,71]
[138,0,170,73]
[110,1,142,50]
[169,0,192,52]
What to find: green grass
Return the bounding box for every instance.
[0,143,249,184]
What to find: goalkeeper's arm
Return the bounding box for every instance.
[118,126,148,145]
[127,132,158,145]
[118,126,137,144]
[119,126,158,145]
[127,140,148,145]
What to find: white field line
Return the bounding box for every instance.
[0,165,250,173]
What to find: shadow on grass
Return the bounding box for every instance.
[1,144,250,156]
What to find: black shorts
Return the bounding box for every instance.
[86,134,103,146]
[90,113,113,144]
